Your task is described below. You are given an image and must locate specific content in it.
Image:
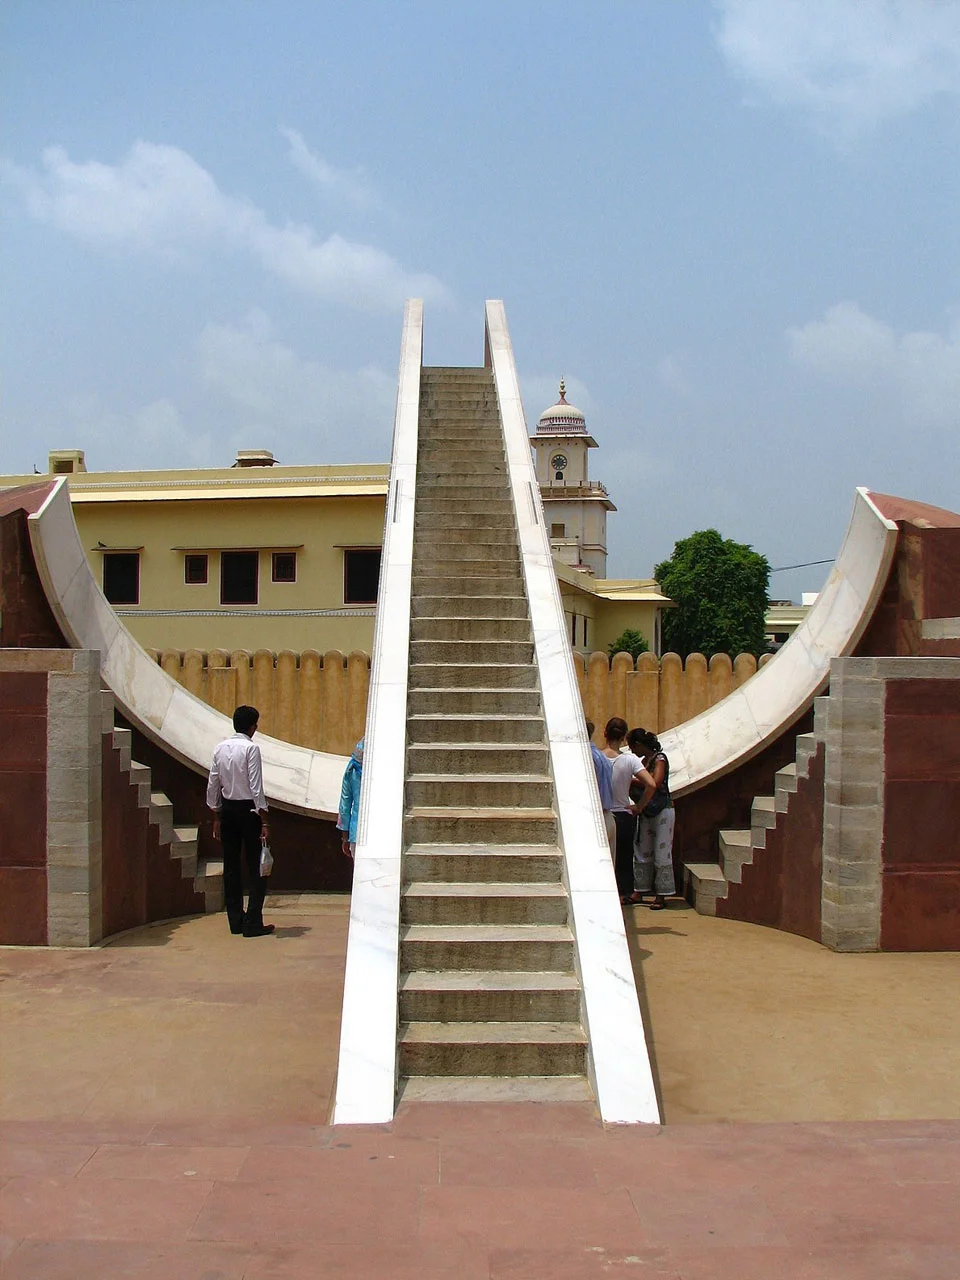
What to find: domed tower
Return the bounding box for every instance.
[530,380,615,577]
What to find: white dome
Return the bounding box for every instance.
[536,379,586,433]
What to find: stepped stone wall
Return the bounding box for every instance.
[151,646,771,751]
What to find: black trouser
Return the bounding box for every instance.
[613,811,638,897]
[220,798,265,932]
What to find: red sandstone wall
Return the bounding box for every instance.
[880,678,960,951]
[0,507,66,650]
[0,670,48,944]
[717,743,825,943]
[857,522,960,659]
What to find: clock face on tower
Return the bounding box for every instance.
[550,453,568,471]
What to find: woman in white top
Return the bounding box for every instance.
[605,717,657,905]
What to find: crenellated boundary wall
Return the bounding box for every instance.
[147,646,772,752]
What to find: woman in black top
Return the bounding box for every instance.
[629,728,675,910]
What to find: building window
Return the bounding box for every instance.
[184,553,208,585]
[344,548,381,604]
[571,612,577,645]
[583,617,588,649]
[102,553,140,605]
[272,551,297,583]
[221,551,259,605]
[551,522,566,539]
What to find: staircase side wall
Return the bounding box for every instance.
[672,710,814,874]
[717,744,825,943]
[100,735,210,938]
[121,720,349,894]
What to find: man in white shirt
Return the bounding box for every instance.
[206,705,273,937]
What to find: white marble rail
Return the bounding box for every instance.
[27,479,349,816]
[662,488,899,794]
[486,299,661,1126]
[332,298,423,1124]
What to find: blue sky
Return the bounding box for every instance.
[3,1,958,599]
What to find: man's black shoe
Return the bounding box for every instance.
[229,915,245,935]
[242,924,275,937]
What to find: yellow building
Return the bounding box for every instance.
[2,449,389,653]
[1,432,671,656]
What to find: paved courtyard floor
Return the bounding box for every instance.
[2,894,958,1277]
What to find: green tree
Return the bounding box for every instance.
[655,529,770,659]
[606,628,649,661]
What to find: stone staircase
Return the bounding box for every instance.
[102,695,223,911]
[398,366,590,1102]
[684,716,824,915]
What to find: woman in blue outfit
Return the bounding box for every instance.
[337,738,364,858]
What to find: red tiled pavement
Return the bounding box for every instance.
[1,1108,958,1277]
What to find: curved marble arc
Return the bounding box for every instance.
[27,478,349,817]
[663,487,899,795]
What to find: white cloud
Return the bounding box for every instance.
[196,311,397,459]
[281,127,378,209]
[788,301,960,428]
[63,393,218,470]
[714,0,960,136]
[1,140,447,310]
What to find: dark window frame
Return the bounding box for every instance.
[272,551,297,583]
[102,552,140,606]
[343,548,381,605]
[184,553,208,585]
[220,550,259,606]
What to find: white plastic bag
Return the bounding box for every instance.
[259,842,274,877]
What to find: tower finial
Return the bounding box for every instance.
[558,377,566,402]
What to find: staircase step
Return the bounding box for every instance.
[398,1075,593,1103]
[415,497,514,514]
[407,714,546,745]
[402,882,568,926]
[417,570,522,588]
[795,732,820,775]
[149,791,174,844]
[408,663,538,690]
[412,594,528,618]
[195,856,224,912]
[399,1022,588,1077]
[775,763,798,811]
[751,796,777,843]
[406,775,553,808]
[718,829,752,884]
[170,825,199,879]
[407,688,542,716]
[415,527,513,547]
[405,807,557,844]
[401,923,573,970]
[400,970,580,1023]
[410,639,534,664]
[411,616,531,642]
[404,844,562,884]
[683,862,729,915]
[418,474,509,491]
[128,761,151,804]
[111,726,132,769]
[407,743,549,773]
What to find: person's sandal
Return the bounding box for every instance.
[627,892,646,905]
[647,896,666,911]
